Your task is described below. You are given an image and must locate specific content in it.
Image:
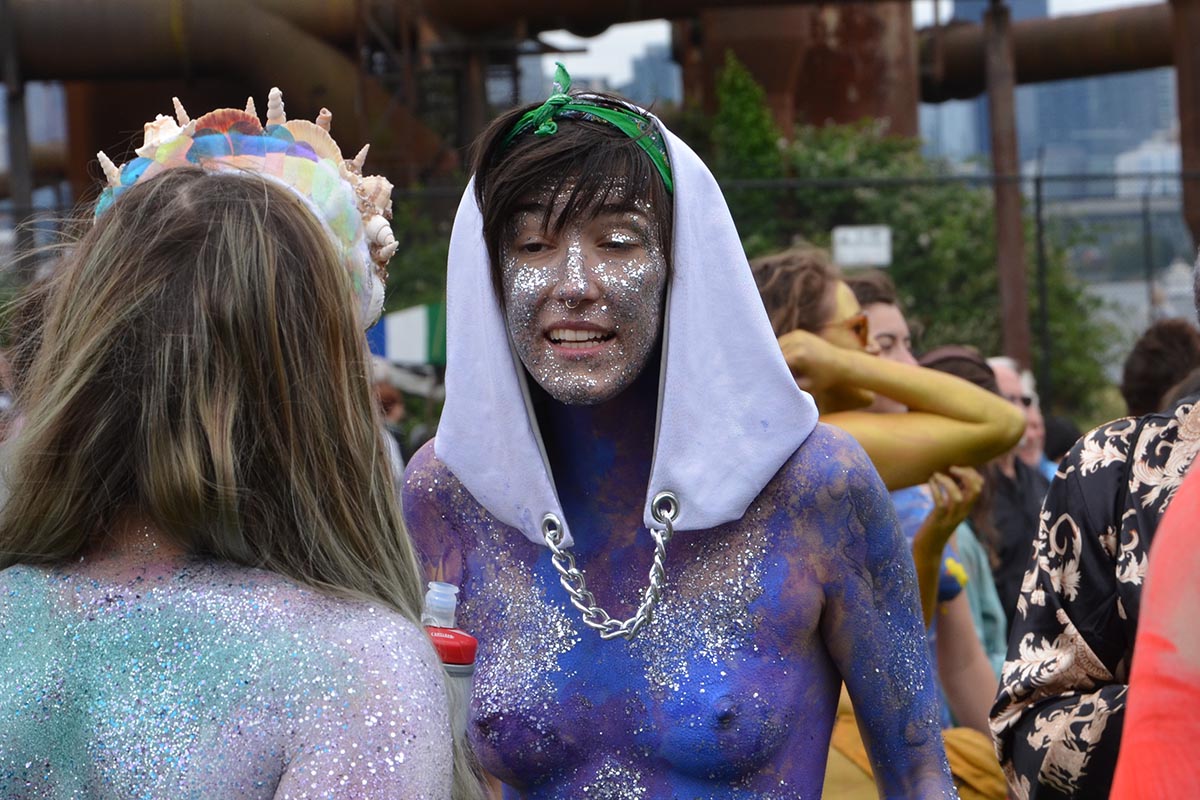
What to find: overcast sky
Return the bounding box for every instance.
[540,0,1162,87]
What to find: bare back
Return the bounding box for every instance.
[0,558,451,799]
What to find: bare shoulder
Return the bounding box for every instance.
[403,438,457,492]
[260,578,453,797]
[245,569,442,681]
[304,594,442,683]
[765,422,895,557]
[402,440,481,527]
[775,422,886,505]
[402,440,491,583]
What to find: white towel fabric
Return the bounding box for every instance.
[435,115,818,548]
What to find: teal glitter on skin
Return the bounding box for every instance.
[0,558,452,799]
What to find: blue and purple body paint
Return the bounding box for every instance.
[404,382,954,798]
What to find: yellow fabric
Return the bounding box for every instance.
[822,688,1006,800]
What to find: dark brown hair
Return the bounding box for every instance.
[751,246,839,337]
[472,93,674,307]
[919,345,1000,395]
[1162,364,1200,411]
[1044,414,1082,462]
[919,345,1004,566]
[1121,318,1200,417]
[846,269,898,309]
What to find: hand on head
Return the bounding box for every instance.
[777,329,874,411]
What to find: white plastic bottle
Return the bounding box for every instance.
[421,581,477,740]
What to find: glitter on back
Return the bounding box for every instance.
[0,560,452,799]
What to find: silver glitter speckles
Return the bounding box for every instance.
[581,759,648,799]
[0,560,452,799]
[500,186,667,406]
[630,522,770,694]
[470,523,580,744]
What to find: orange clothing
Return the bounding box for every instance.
[1112,465,1200,799]
[824,688,1006,800]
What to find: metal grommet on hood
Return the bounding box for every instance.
[651,491,679,525]
[541,513,563,545]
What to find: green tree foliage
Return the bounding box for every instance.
[694,54,1117,418]
[710,52,782,182]
[383,191,456,313]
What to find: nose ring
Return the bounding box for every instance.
[565,298,580,310]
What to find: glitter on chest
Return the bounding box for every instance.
[629,521,771,694]
[468,525,581,730]
[468,509,773,726]
[581,759,648,799]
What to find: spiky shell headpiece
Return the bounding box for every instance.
[94,88,396,327]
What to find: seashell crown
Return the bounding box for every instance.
[94,88,396,327]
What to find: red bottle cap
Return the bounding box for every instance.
[426,625,478,666]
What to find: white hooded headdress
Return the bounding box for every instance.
[435,113,818,548]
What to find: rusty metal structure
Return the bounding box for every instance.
[982,3,1031,369]
[1,0,1195,367]
[675,4,919,137]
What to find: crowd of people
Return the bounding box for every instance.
[1,72,1197,800]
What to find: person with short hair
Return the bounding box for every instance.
[403,67,956,797]
[1120,318,1200,416]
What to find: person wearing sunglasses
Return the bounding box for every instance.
[752,246,1024,492]
[981,357,1052,632]
[753,249,1020,798]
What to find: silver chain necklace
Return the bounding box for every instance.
[541,491,679,641]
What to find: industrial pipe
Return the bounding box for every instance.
[9,0,451,179]
[425,0,816,36]
[920,3,1171,102]
[250,0,358,43]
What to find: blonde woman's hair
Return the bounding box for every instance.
[0,168,426,612]
[0,168,487,798]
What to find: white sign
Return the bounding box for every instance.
[832,225,892,267]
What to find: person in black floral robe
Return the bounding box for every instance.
[990,389,1200,799]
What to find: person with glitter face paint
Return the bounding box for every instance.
[403,65,955,798]
[0,92,478,799]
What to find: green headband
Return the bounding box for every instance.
[501,63,674,194]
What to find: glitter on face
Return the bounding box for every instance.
[0,558,452,798]
[500,186,667,405]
